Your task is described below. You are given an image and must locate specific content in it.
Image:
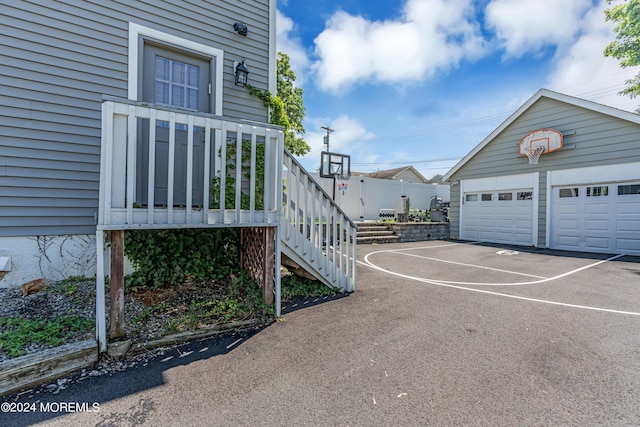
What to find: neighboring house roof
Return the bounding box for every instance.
[353,166,428,183]
[443,88,640,181]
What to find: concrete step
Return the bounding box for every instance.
[356,230,395,237]
[357,226,391,232]
[355,222,398,244]
[356,235,401,244]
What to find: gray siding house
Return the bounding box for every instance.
[0,0,276,286]
[443,89,640,256]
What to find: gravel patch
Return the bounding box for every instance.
[0,277,265,363]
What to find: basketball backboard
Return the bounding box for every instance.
[518,128,563,157]
[320,151,351,178]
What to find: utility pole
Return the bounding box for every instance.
[321,126,334,151]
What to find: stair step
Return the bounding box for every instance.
[356,230,395,237]
[357,226,391,232]
[357,236,401,244]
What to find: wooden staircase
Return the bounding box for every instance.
[281,150,357,293]
[355,222,400,244]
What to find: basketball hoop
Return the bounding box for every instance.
[518,128,562,165]
[526,146,545,164]
[335,174,350,194]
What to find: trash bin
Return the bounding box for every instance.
[396,196,410,222]
[430,196,444,222]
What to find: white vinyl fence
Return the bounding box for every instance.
[312,174,450,221]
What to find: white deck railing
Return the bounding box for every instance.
[95,97,356,351]
[98,96,283,230]
[281,150,357,292]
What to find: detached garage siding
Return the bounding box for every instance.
[447,90,640,254]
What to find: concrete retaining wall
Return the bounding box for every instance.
[387,223,449,242]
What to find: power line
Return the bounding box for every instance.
[332,82,632,150]
[352,156,461,166]
[320,126,334,151]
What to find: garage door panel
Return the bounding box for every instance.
[558,219,579,231]
[496,232,512,241]
[617,220,640,232]
[558,204,580,214]
[585,237,609,250]
[585,220,609,231]
[496,219,514,228]
[617,202,640,214]
[479,231,496,240]
[551,183,640,255]
[617,239,640,252]
[480,219,496,228]
[465,219,479,228]
[585,203,609,214]
[466,230,479,239]
[556,235,579,247]
[512,205,533,215]
[515,233,533,243]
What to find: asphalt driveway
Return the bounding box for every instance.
[4,240,640,426]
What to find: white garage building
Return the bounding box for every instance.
[443,89,640,256]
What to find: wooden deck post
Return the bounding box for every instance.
[263,227,275,305]
[109,230,125,339]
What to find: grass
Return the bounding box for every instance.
[0,316,95,358]
[0,272,338,359]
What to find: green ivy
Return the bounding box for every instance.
[210,139,265,211]
[124,228,240,290]
[280,275,337,300]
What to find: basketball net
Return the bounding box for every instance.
[335,174,350,194]
[526,146,545,164]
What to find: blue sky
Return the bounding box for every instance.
[275,0,640,180]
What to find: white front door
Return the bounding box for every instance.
[550,183,640,255]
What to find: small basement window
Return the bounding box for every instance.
[559,188,579,198]
[587,186,608,197]
[618,184,640,195]
[517,192,533,200]
[481,193,492,201]
[498,192,513,201]
[465,194,478,202]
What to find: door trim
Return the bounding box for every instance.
[128,22,224,115]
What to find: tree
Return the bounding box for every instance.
[604,0,640,108]
[427,174,444,184]
[247,52,310,156]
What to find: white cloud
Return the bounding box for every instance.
[312,0,486,93]
[545,1,640,112]
[485,0,593,58]
[276,10,311,86]
[305,115,375,155]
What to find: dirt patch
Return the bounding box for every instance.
[0,275,268,363]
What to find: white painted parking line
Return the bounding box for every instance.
[364,248,622,286]
[359,253,640,316]
[393,251,548,280]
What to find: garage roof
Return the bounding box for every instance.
[443,88,640,181]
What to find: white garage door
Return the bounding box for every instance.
[551,183,640,255]
[462,190,535,245]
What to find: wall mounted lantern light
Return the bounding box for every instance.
[233,22,248,36]
[234,60,249,87]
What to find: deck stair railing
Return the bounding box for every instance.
[281,149,357,292]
